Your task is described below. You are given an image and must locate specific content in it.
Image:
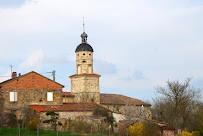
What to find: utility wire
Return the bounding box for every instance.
[0,75,9,77]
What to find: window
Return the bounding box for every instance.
[83,53,85,55]
[82,60,86,63]
[89,54,91,56]
[10,92,17,102]
[47,92,53,101]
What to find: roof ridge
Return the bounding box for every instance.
[0,71,64,88]
[100,93,151,106]
[63,102,97,104]
[29,103,112,112]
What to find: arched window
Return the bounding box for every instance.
[88,65,92,73]
[78,65,81,74]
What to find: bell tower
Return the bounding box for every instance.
[76,32,93,74]
[70,24,101,104]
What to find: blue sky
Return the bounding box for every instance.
[0,0,202,101]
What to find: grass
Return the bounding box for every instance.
[0,127,82,136]
[0,128,106,136]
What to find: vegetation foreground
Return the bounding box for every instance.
[0,127,85,136]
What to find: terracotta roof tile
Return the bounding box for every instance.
[147,119,175,130]
[100,93,151,106]
[29,102,112,112]
[0,71,64,88]
[0,78,13,86]
[62,92,74,97]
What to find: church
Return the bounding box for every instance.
[0,31,151,124]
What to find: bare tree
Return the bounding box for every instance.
[152,78,202,132]
[123,103,147,125]
[0,91,12,127]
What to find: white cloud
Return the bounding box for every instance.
[20,49,44,71]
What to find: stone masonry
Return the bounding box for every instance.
[70,74,100,103]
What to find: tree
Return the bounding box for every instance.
[93,106,114,125]
[18,106,39,128]
[0,92,14,127]
[43,111,62,130]
[123,103,146,123]
[152,78,202,132]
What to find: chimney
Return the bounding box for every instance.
[12,72,17,79]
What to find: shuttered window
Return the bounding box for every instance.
[10,92,17,102]
[47,92,53,101]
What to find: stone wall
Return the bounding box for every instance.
[102,104,152,120]
[2,89,62,118]
[162,130,175,136]
[70,75,100,103]
[62,97,74,103]
[39,111,92,130]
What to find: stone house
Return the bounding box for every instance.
[0,71,64,118]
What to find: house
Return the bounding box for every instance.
[0,71,64,118]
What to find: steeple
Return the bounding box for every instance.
[81,17,88,43]
[75,19,93,52]
[70,20,101,104]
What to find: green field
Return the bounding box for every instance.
[0,128,106,136]
[0,128,81,136]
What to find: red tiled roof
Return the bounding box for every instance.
[29,102,112,112]
[69,73,101,78]
[0,71,64,88]
[100,93,151,106]
[147,119,175,130]
[62,92,74,97]
[0,78,13,86]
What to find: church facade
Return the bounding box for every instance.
[0,31,151,124]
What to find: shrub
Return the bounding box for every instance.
[93,106,114,124]
[181,128,192,136]
[128,122,145,136]
[119,123,128,136]
[192,131,200,136]
[70,120,91,134]
[144,122,160,136]
[7,113,18,128]
[27,119,39,131]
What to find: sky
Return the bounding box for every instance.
[0,0,203,101]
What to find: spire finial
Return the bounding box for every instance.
[83,17,85,32]
[81,17,88,43]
